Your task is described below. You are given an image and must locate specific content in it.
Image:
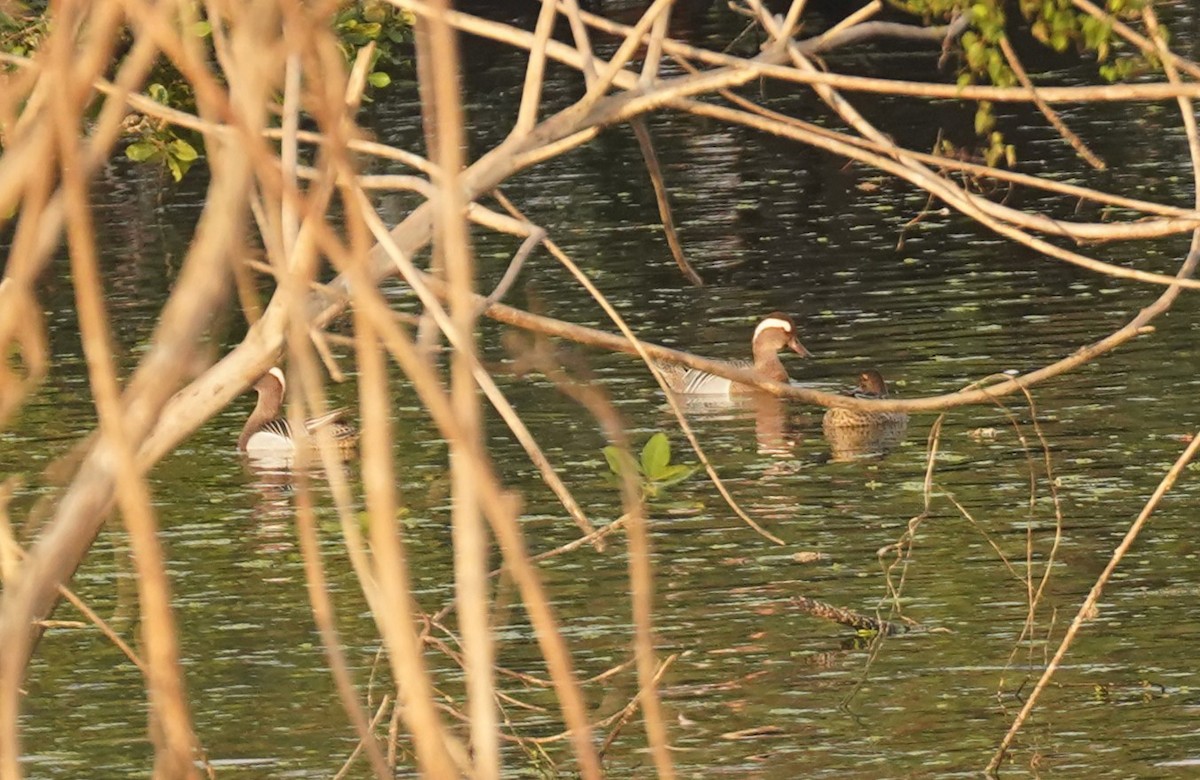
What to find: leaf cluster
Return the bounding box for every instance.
[603,432,697,500]
[0,1,414,180]
[333,1,417,92]
[891,0,1159,166]
[124,83,199,182]
[0,2,47,60]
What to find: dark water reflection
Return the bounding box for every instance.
[8,1,1200,776]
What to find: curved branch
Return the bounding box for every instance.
[797,13,971,56]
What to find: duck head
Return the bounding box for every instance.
[254,366,286,395]
[856,369,889,397]
[752,312,811,358]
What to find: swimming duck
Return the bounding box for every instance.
[822,369,907,429]
[822,369,908,461]
[238,367,358,456]
[658,312,811,396]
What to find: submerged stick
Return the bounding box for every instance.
[790,596,907,636]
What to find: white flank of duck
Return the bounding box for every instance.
[239,367,358,456]
[658,312,811,396]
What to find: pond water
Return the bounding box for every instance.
[6,2,1200,777]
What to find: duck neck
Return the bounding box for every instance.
[239,386,283,450]
[752,343,788,383]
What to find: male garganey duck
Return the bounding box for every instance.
[239,367,358,456]
[658,312,811,396]
[822,369,907,430]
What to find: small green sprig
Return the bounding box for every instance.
[604,432,697,500]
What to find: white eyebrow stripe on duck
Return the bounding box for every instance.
[753,317,793,339]
[268,367,286,391]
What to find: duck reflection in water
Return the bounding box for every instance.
[672,391,801,459]
[242,458,357,557]
[238,368,360,540]
[822,369,908,462]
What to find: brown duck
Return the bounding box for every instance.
[239,367,358,456]
[822,369,907,430]
[658,312,811,396]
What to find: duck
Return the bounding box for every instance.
[657,312,811,396]
[238,367,358,456]
[822,369,908,429]
[822,369,908,461]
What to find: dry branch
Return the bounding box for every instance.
[988,6,1200,770]
[3,1,1200,776]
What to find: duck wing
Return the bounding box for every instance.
[305,407,358,444]
[304,407,348,431]
[657,358,749,395]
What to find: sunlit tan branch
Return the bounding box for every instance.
[988,7,1200,770]
[48,2,199,773]
[330,246,604,775]
[988,432,1200,771]
[560,5,1200,103]
[557,0,598,83]
[581,0,674,108]
[353,189,601,546]
[514,0,559,135]
[534,232,785,546]
[421,4,501,774]
[501,325,674,777]
[333,694,393,780]
[777,0,810,42]
[640,5,670,83]
[999,35,1105,170]
[666,58,1199,222]
[816,0,881,43]
[295,477,392,779]
[598,654,678,761]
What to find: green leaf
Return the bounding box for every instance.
[641,433,670,480]
[148,82,169,105]
[168,138,198,162]
[367,71,391,88]
[974,102,995,135]
[192,20,212,37]
[603,445,627,476]
[362,4,388,23]
[125,141,158,162]
[166,154,184,182]
[654,464,696,487]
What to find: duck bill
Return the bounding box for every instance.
[788,336,811,358]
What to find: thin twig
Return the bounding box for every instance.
[999,35,1105,170]
[333,695,393,780]
[986,432,1200,771]
[630,118,703,286]
[514,0,559,135]
[295,476,392,779]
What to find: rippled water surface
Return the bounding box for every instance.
[7,1,1200,777]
